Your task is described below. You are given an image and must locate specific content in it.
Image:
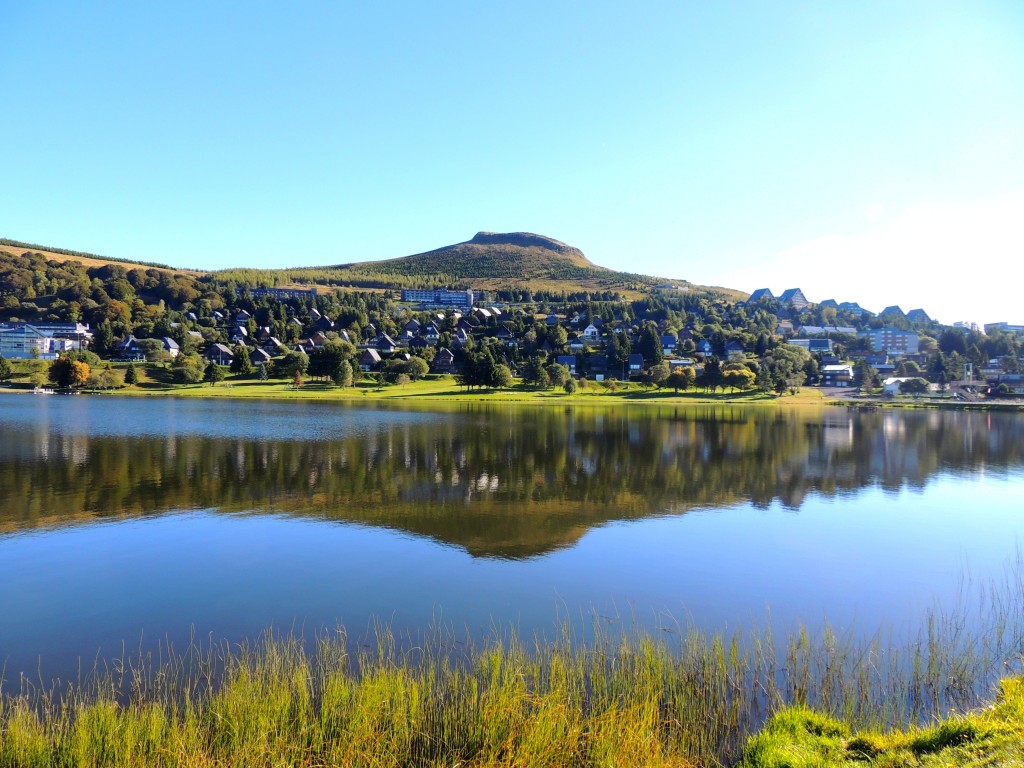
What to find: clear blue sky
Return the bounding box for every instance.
[2,1,1022,324]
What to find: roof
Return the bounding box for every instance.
[748,288,775,303]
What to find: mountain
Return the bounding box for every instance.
[215,231,734,299]
[3,233,743,301]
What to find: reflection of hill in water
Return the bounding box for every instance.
[2,406,1023,559]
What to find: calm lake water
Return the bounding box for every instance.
[2,394,1023,684]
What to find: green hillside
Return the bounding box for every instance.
[210,231,742,301]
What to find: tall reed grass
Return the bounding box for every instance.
[2,564,1023,767]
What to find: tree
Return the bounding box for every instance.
[700,356,723,392]
[722,367,756,392]
[91,367,122,390]
[332,359,353,388]
[545,363,570,389]
[491,364,514,389]
[899,377,929,395]
[638,322,664,366]
[204,360,226,386]
[138,338,170,363]
[667,367,695,393]
[124,363,139,386]
[257,362,269,381]
[292,369,304,388]
[173,353,206,384]
[563,378,578,394]
[93,320,116,358]
[231,345,253,375]
[521,355,550,389]
[48,356,90,388]
[278,350,309,379]
[644,362,670,389]
[0,355,12,381]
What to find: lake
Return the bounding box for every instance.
[2,394,1023,685]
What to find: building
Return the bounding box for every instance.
[747,288,775,303]
[240,286,318,300]
[906,308,932,324]
[778,288,811,310]
[0,323,59,359]
[789,338,834,354]
[0,321,91,351]
[821,364,854,387]
[400,288,474,309]
[864,328,919,356]
[984,322,1024,336]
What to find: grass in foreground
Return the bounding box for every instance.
[1,603,1022,768]
[739,676,1024,767]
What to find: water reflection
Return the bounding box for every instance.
[3,398,1022,558]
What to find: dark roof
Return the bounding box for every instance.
[748,288,775,303]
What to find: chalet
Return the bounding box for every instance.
[495,325,516,344]
[582,324,601,341]
[161,337,180,358]
[839,302,866,316]
[212,311,225,322]
[230,326,248,343]
[250,348,272,365]
[724,339,745,356]
[315,315,335,332]
[587,355,609,381]
[696,339,712,355]
[817,299,838,309]
[423,323,441,342]
[262,337,284,355]
[310,308,322,321]
[568,336,585,352]
[234,309,251,322]
[777,320,795,336]
[660,335,677,355]
[403,318,421,334]
[205,343,234,365]
[375,334,397,353]
[119,336,142,357]
[556,355,577,375]
[431,348,458,375]
[628,353,645,374]
[185,312,199,323]
[408,336,429,350]
[359,348,382,372]
[821,364,854,387]
[452,328,471,348]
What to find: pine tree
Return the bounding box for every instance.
[205,361,225,386]
[124,363,139,386]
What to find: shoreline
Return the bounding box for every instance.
[2,378,1022,412]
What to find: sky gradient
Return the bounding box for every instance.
[2,2,1022,324]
